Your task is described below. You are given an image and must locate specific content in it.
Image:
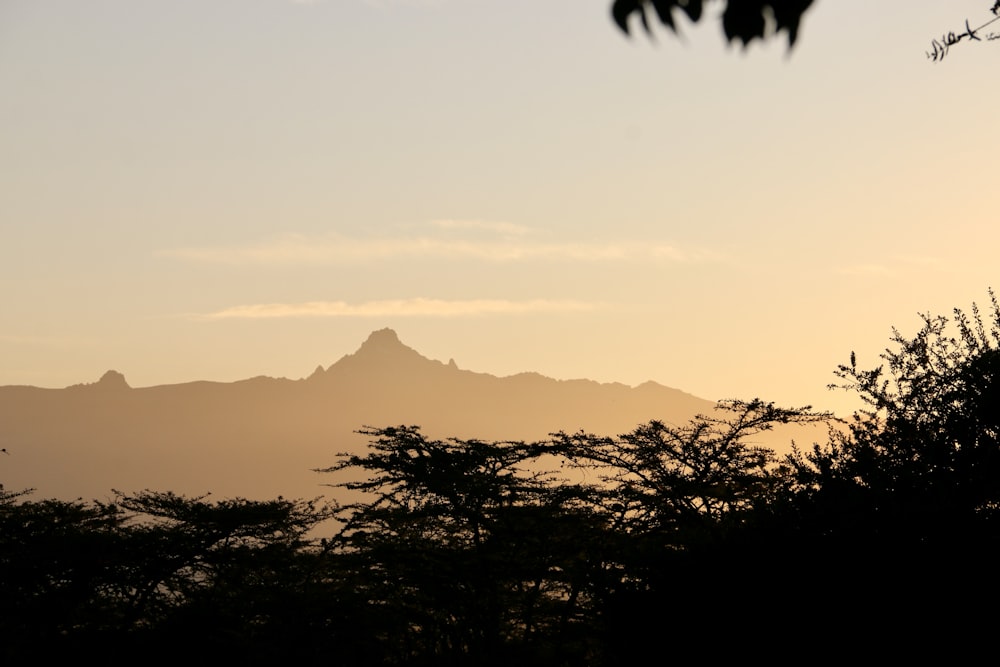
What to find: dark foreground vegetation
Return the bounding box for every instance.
[5,293,1000,663]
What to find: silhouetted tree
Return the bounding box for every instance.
[792,291,1000,542]
[320,426,612,665]
[110,492,335,656]
[320,403,830,664]
[15,292,1000,660]
[558,399,825,538]
[774,291,1000,645]
[0,490,340,663]
[0,493,127,653]
[555,400,829,658]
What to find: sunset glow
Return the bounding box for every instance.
[2,0,998,420]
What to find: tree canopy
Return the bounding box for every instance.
[6,291,1000,661]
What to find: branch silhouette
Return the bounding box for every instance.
[611,0,815,49]
[926,2,1000,61]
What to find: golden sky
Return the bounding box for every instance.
[2,0,998,417]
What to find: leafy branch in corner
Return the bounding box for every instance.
[926,1,1000,61]
[611,0,815,49]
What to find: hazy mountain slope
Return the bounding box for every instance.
[0,329,784,502]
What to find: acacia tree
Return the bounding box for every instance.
[0,493,127,651]
[110,491,335,650]
[319,426,611,664]
[322,405,832,664]
[0,490,339,662]
[552,400,831,657]
[557,399,826,539]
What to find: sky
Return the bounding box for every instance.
[2,0,998,418]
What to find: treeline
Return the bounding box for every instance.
[5,295,1000,663]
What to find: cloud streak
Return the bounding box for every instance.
[0,334,91,348]
[163,232,719,265]
[201,298,599,319]
[836,256,947,278]
[428,219,532,236]
[836,264,896,278]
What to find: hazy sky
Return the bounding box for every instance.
[2,0,998,417]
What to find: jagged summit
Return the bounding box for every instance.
[91,370,131,390]
[358,328,404,352]
[325,328,440,377]
[352,328,424,361]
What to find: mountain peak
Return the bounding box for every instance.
[353,328,421,361]
[97,370,130,390]
[324,328,433,376]
[359,328,403,351]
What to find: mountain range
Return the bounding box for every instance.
[0,329,807,503]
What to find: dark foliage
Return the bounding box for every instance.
[611,0,815,48]
[790,291,1000,542]
[7,291,1000,660]
[0,490,340,663]
[771,291,1000,643]
[317,427,611,665]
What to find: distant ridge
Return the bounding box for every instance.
[0,329,786,504]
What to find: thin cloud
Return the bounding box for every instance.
[0,334,92,348]
[836,256,946,278]
[896,255,947,268]
[201,298,599,319]
[162,233,719,265]
[428,219,532,236]
[836,264,896,277]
